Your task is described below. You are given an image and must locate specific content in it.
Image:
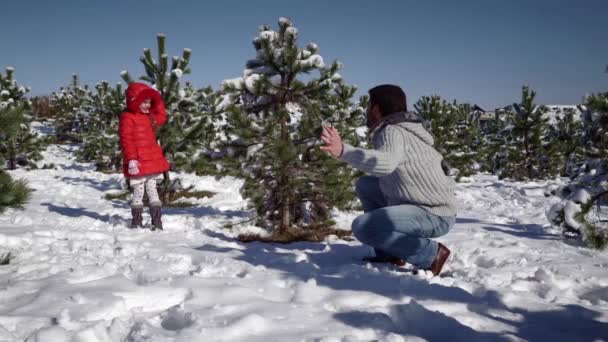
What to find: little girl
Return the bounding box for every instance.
[119,82,170,230]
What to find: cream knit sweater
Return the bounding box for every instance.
[340,112,456,217]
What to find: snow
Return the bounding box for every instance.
[285,27,298,37]
[244,74,260,93]
[259,31,276,41]
[222,77,243,91]
[543,105,582,125]
[298,54,325,69]
[172,69,183,78]
[0,138,607,341]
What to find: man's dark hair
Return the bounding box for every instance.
[368,84,407,116]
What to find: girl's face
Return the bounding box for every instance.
[139,99,152,114]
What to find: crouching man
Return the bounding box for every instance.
[320,84,456,276]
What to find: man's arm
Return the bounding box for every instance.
[320,125,407,177]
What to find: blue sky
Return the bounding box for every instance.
[1,0,607,108]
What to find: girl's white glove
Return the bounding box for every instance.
[128,160,140,175]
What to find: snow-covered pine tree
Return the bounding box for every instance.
[221,18,366,237]
[413,96,480,180]
[0,167,31,214]
[477,108,509,175]
[0,104,33,213]
[500,86,558,180]
[168,83,228,174]
[579,93,608,160]
[414,95,453,149]
[76,81,125,171]
[548,107,585,176]
[50,74,90,143]
[0,67,43,169]
[450,102,484,179]
[547,93,608,249]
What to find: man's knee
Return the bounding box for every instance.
[352,215,374,243]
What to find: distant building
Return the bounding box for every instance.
[478,104,581,126]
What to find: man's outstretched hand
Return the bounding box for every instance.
[320,126,344,158]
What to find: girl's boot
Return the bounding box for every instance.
[150,206,163,231]
[130,207,144,228]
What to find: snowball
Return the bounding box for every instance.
[279,17,292,26]
[120,70,128,76]
[0,90,9,97]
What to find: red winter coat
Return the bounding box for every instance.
[119,83,170,178]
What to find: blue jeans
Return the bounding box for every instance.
[352,176,455,269]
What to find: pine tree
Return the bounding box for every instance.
[76,81,125,171]
[477,109,509,174]
[221,18,366,236]
[547,93,608,249]
[0,67,43,169]
[168,83,229,174]
[50,74,90,143]
[549,107,585,176]
[414,96,480,180]
[579,93,608,160]
[0,105,33,214]
[0,168,31,214]
[500,86,558,180]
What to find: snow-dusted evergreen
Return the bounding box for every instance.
[548,106,585,176]
[547,93,608,249]
[50,74,91,143]
[494,86,558,180]
[0,67,33,260]
[220,18,366,235]
[0,67,43,170]
[76,81,125,172]
[414,96,482,180]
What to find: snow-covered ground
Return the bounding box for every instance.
[1,144,607,342]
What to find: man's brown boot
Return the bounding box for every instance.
[427,243,451,276]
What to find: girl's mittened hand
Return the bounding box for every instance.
[128,160,140,175]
